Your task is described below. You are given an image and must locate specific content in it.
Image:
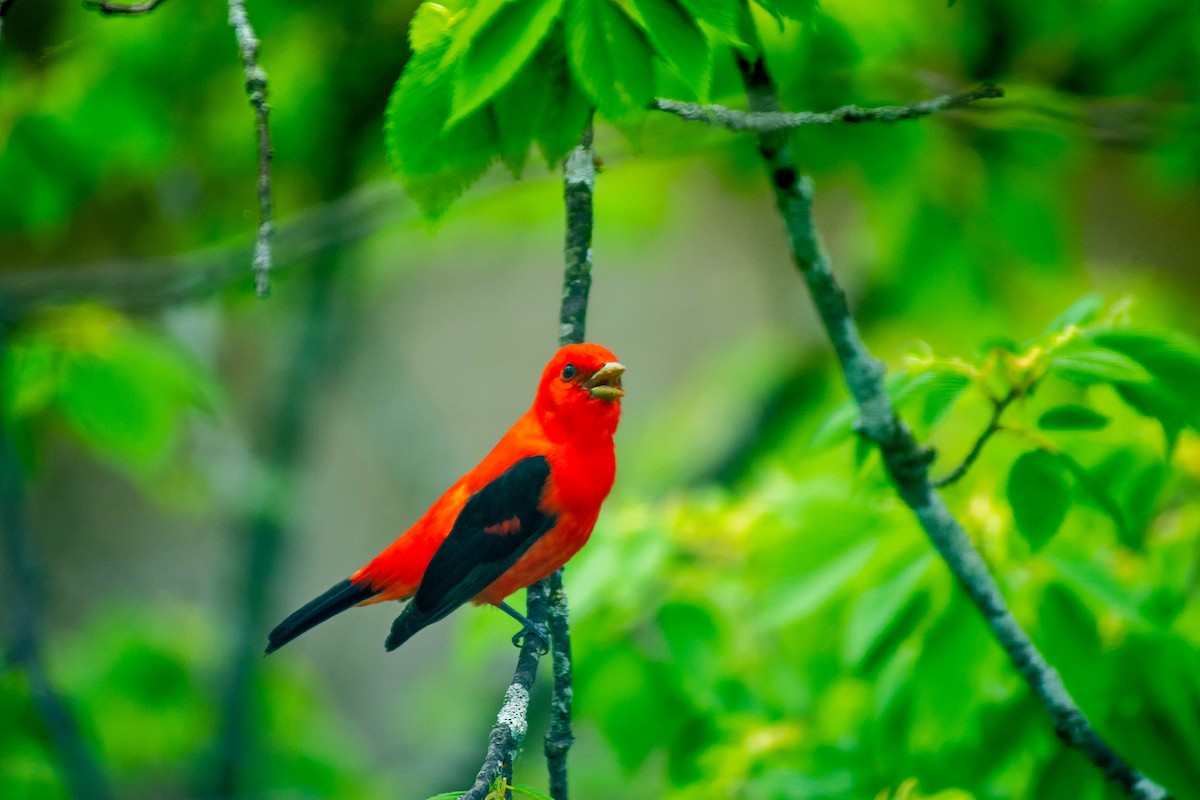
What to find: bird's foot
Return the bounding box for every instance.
[511,621,551,654]
[497,601,551,654]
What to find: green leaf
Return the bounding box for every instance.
[491,44,552,176]
[677,0,743,42]
[58,354,175,469]
[658,602,721,686]
[1093,330,1200,433]
[762,539,877,626]
[628,0,712,97]
[567,0,655,121]
[1006,450,1072,550]
[409,3,459,53]
[843,553,932,668]
[1050,349,1152,385]
[1043,293,1103,334]
[528,31,593,167]
[385,36,498,219]
[771,0,818,21]
[1046,555,1153,627]
[512,786,556,800]
[920,371,970,428]
[447,0,567,126]
[1037,405,1109,431]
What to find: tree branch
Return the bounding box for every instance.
[460,581,549,800]
[539,114,596,800]
[736,55,1171,800]
[652,83,1003,133]
[227,0,274,298]
[559,114,596,348]
[82,0,168,15]
[0,327,112,800]
[931,386,1020,488]
[543,567,573,800]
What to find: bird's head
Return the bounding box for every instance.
[534,343,625,441]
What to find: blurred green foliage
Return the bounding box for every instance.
[2,0,1199,799]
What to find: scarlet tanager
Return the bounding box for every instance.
[266,343,625,654]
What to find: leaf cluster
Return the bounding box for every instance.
[385,0,815,217]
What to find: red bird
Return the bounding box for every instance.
[266,343,625,654]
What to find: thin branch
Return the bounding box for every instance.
[543,570,574,800]
[227,0,274,298]
[82,0,167,15]
[652,83,1003,133]
[460,581,549,800]
[540,114,596,800]
[0,328,112,800]
[736,55,1171,800]
[559,113,596,348]
[932,386,1020,488]
[0,181,404,318]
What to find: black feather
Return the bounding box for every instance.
[266,578,378,654]
[385,455,554,651]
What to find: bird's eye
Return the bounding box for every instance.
[561,364,577,381]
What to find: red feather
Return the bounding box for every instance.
[266,343,623,653]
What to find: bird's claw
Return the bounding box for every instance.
[512,622,551,654]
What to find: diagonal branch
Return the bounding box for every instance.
[736,55,1171,800]
[460,581,548,800]
[652,83,1003,133]
[227,0,274,298]
[0,328,112,800]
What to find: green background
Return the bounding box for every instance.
[1,0,1198,798]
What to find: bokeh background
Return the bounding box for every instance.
[1,0,1199,798]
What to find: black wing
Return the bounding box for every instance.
[385,455,555,650]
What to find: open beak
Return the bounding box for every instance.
[584,362,626,401]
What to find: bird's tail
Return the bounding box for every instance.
[265,578,378,654]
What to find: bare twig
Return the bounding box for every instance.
[652,83,1003,133]
[82,0,167,15]
[0,327,112,800]
[932,386,1020,488]
[0,181,404,318]
[736,55,1171,800]
[460,581,549,800]
[227,0,274,298]
[541,115,596,800]
[543,570,573,799]
[559,114,595,348]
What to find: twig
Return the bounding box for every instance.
[543,570,574,800]
[0,326,113,800]
[652,83,1003,133]
[227,0,274,298]
[0,181,404,318]
[82,0,167,15]
[540,114,596,800]
[932,386,1020,488]
[736,55,1171,800]
[559,114,595,348]
[460,581,549,800]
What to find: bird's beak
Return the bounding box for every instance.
[584,362,626,400]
